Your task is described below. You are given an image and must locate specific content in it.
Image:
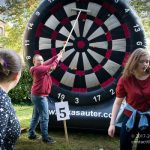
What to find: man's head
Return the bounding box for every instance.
[33,54,44,66]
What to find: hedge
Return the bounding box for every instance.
[9,66,32,104]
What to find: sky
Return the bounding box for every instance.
[0,0,6,20]
[0,0,6,6]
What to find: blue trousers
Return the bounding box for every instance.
[120,115,150,150]
[28,94,49,140]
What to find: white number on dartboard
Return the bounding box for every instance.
[115,0,119,3]
[35,11,40,16]
[58,93,65,101]
[75,97,79,104]
[48,0,54,3]
[125,9,130,13]
[110,89,115,95]
[27,23,34,30]
[26,56,31,60]
[136,41,143,46]
[93,95,101,102]
[25,40,30,46]
[133,24,141,32]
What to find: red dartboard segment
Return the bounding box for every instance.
[24,0,146,106]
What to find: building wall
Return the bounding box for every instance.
[0,20,5,48]
[0,20,5,36]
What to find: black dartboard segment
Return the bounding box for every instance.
[24,0,146,106]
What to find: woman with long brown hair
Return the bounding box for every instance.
[108,48,150,150]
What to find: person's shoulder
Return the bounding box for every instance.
[147,73,150,79]
[118,75,131,84]
[30,66,34,73]
[143,73,150,81]
[118,75,125,82]
[30,65,40,71]
[30,66,34,71]
[30,65,46,74]
[0,91,11,110]
[30,66,36,70]
[119,75,134,81]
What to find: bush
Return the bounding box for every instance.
[9,66,32,103]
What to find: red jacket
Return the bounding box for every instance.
[30,56,58,96]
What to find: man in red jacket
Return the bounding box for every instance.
[28,51,62,144]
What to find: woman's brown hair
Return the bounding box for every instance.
[0,49,22,82]
[122,48,150,78]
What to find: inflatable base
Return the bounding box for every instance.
[48,97,113,130]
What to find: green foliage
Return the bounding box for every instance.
[0,23,24,52]
[131,0,150,39]
[9,67,32,103]
[0,0,40,52]
[131,0,150,19]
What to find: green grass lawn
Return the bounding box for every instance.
[14,104,120,150]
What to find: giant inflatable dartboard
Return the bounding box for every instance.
[24,0,146,130]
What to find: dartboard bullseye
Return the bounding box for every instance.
[24,0,146,122]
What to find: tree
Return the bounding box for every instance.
[131,0,150,38]
[0,0,40,52]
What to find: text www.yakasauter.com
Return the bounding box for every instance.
[49,110,111,118]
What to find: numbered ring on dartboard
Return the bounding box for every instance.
[24,0,146,106]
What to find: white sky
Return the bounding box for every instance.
[0,0,6,6]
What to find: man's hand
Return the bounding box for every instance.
[57,50,63,61]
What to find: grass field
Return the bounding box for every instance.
[14,104,120,150]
